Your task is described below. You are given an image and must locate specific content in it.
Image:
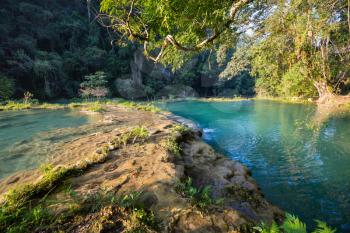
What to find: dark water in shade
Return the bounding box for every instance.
[159,100,350,232]
[0,109,93,179]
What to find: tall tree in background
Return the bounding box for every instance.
[249,0,350,101]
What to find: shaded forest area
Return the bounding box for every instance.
[0,0,254,101]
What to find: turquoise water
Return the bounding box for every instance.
[0,110,92,179]
[159,100,350,232]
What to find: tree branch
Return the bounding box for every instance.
[98,0,251,62]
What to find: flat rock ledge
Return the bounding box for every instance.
[0,105,283,232]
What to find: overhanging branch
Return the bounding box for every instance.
[98,0,251,62]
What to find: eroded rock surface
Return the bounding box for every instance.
[0,105,283,232]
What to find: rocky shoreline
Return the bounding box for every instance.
[0,105,283,232]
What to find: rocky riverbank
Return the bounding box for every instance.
[0,105,283,232]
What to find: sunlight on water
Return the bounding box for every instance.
[160,100,350,232]
[0,109,100,179]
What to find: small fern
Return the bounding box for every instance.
[281,214,307,233]
[311,220,336,233]
[253,214,336,233]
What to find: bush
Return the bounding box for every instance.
[80,71,109,99]
[0,75,15,100]
[86,102,106,112]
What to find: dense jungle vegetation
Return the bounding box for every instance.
[0,0,349,101]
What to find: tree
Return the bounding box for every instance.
[247,0,350,100]
[80,71,109,98]
[98,0,252,67]
[0,75,15,100]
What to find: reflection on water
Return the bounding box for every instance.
[0,109,103,179]
[160,100,350,232]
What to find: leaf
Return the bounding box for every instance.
[281,213,307,233]
[311,220,336,233]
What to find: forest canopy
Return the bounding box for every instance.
[0,0,349,101]
[100,0,350,99]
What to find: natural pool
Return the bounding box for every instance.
[159,100,350,232]
[0,109,100,179]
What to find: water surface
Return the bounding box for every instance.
[160,100,350,232]
[0,109,96,179]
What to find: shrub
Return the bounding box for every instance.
[165,137,181,157]
[0,75,15,100]
[171,124,190,134]
[86,101,106,112]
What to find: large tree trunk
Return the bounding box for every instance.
[313,80,334,104]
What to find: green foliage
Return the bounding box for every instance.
[99,0,246,67]
[175,177,219,210]
[312,220,337,233]
[166,137,182,157]
[171,124,190,135]
[281,214,307,233]
[86,101,106,112]
[119,101,161,113]
[0,0,128,99]
[118,191,144,209]
[111,126,150,147]
[248,0,350,98]
[0,101,31,111]
[80,71,108,89]
[254,214,336,233]
[129,208,157,231]
[0,75,14,99]
[0,141,113,232]
[80,71,109,99]
[118,191,159,232]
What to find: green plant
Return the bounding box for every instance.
[166,137,181,157]
[112,127,149,147]
[118,191,143,209]
[253,214,336,233]
[125,208,157,233]
[172,124,190,134]
[80,71,109,99]
[175,177,219,210]
[119,101,161,113]
[129,126,149,143]
[86,101,106,112]
[0,101,31,111]
[0,75,15,100]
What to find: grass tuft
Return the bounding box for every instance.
[86,101,106,112]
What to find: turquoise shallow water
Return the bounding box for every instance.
[159,100,350,232]
[0,109,92,179]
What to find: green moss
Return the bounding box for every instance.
[0,142,112,232]
[0,101,32,111]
